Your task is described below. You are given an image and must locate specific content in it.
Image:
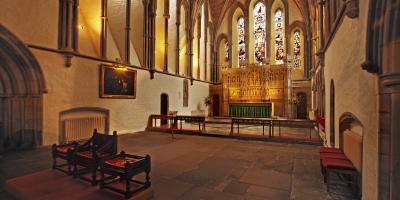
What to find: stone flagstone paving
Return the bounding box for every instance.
[0,131,358,199]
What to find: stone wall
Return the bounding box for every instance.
[0,0,210,146]
[323,0,379,199]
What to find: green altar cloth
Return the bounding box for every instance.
[229,103,272,118]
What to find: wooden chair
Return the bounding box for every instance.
[52,141,79,175]
[73,129,118,185]
[100,151,151,198]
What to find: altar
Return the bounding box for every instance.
[210,64,288,118]
[229,103,272,118]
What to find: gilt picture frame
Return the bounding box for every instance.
[100,64,137,99]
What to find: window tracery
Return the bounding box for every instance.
[293,30,301,68]
[254,2,266,63]
[237,17,246,64]
[225,41,230,62]
[274,9,285,64]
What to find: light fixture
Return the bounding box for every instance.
[78,25,84,30]
[112,58,127,71]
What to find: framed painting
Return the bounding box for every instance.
[100,64,137,99]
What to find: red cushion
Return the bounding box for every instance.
[320,152,347,160]
[319,147,342,153]
[322,158,355,170]
[76,151,109,159]
[105,157,138,169]
[76,151,93,159]
[56,145,74,154]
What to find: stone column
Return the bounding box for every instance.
[100,0,108,58]
[318,0,325,49]
[381,74,400,200]
[163,0,169,72]
[65,0,75,52]
[176,8,180,75]
[143,0,149,69]
[197,15,201,80]
[125,0,131,64]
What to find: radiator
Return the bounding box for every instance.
[63,116,106,142]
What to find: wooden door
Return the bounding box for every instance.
[212,95,220,116]
[296,93,307,119]
[160,94,169,125]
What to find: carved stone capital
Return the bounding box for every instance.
[380,73,400,91]
[345,0,359,18]
[316,50,325,66]
[64,53,74,67]
[361,60,380,74]
[149,69,155,79]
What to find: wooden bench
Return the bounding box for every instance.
[319,147,359,194]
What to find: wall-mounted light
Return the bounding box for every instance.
[112,58,127,71]
[78,25,84,30]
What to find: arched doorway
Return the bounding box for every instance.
[0,25,46,152]
[160,93,169,126]
[330,80,335,147]
[296,92,307,119]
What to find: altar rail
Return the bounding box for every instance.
[147,115,319,143]
[147,115,205,133]
[230,118,319,140]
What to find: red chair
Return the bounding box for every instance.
[52,141,79,175]
[100,151,151,198]
[73,129,118,185]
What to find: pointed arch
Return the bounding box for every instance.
[253,1,267,64]
[227,2,246,68]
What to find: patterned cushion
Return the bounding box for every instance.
[322,158,355,170]
[56,145,75,154]
[105,157,138,169]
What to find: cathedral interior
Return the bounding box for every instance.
[0,0,399,199]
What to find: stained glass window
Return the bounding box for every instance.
[237,17,246,64]
[293,30,301,68]
[254,2,266,63]
[274,9,285,64]
[225,41,229,62]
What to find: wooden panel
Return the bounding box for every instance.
[343,130,363,171]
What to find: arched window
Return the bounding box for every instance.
[225,41,230,62]
[254,2,266,63]
[274,9,285,64]
[237,17,246,64]
[293,30,301,68]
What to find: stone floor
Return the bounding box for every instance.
[0,131,358,200]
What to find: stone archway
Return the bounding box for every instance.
[0,25,46,152]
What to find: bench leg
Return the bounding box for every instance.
[326,169,330,192]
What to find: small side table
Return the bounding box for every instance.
[100,151,151,198]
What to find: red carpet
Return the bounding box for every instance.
[4,170,153,200]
